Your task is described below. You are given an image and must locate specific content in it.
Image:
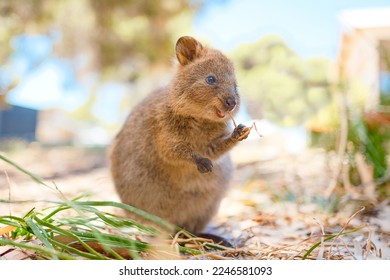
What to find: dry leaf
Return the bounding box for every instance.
[0,225,16,236]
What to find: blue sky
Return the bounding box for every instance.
[3,0,390,116]
[195,0,390,58]
[3,35,87,110]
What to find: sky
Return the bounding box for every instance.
[3,0,390,115]
[194,0,390,58]
[3,35,88,111]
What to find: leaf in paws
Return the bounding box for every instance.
[228,111,262,140]
[238,127,251,141]
[233,124,251,141]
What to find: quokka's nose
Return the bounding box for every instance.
[225,97,237,111]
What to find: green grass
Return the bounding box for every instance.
[0,152,227,259]
[1,199,164,259]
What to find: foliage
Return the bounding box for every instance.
[346,113,390,197]
[1,201,156,260]
[0,0,202,78]
[231,35,334,126]
[310,98,390,197]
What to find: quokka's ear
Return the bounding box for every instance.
[176,36,204,66]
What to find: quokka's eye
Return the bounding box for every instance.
[205,75,217,85]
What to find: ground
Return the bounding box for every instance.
[0,140,389,260]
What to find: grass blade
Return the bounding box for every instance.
[25,217,56,253]
[0,238,76,260]
[0,153,49,188]
[62,200,174,232]
[302,226,366,260]
[33,215,111,260]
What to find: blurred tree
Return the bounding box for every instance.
[232,35,335,126]
[0,0,202,79]
[0,0,203,130]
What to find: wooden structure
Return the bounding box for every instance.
[338,7,390,113]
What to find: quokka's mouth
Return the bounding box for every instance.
[216,103,238,119]
[216,108,226,118]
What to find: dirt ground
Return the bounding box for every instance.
[1,141,389,260]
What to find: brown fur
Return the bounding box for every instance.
[110,36,249,233]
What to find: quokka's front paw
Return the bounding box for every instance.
[232,124,251,141]
[195,157,213,173]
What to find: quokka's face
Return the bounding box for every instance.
[178,54,240,122]
[173,36,240,122]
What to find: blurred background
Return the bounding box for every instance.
[0,0,390,203]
